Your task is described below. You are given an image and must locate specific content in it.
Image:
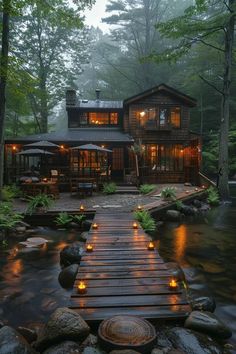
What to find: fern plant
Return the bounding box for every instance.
[73,214,86,226]
[55,212,73,227]
[0,202,23,237]
[175,200,184,211]
[161,186,176,200]
[26,194,53,214]
[133,210,156,233]
[103,182,117,194]
[207,186,220,206]
[139,184,155,194]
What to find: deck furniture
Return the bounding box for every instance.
[21,181,59,198]
[77,182,93,196]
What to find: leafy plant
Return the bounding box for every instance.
[133,210,156,233]
[102,182,117,194]
[207,186,220,206]
[175,200,184,211]
[139,184,155,194]
[73,214,86,226]
[26,194,53,214]
[161,187,176,200]
[0,202,23,237]
[1,185,21,201]
[55,212,73,227]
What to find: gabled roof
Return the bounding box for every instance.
[124,83,197,107]
[68,100,123,109]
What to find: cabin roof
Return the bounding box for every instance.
[68,100,123,109]
[5,128,134,144]
[124,83,197,107]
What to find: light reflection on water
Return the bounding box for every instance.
[155,197,236,346]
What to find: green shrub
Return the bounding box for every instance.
[207,186,220,206]
[133,210,156,233]
[26,194,53,214]
[1,185,22,201]
[103,182,117,194]
[55,212,73,227]
[73,214,86,226]
[175,200,184,211]
[0,202,23,237]
[161,186,176,200]
[139,184,155,194]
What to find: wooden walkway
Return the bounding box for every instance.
[69,212,191,323]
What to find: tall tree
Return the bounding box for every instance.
[149,0,235,200]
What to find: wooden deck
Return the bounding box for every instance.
[69,212,191,323]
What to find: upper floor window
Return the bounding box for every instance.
[137,106,181,129]
[170,107,181,128]
[82,112,118,126]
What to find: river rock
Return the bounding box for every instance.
[15,226,27,233]
[60,242,83,266]
[42,340,81,354]
[17,326,37,344]
[0,326,37,354]
[184,311,232,339]
[80,232,89,241]
[166,327,223,354]
[82,220,92,230]
[165,262,185,281]
[82,334,98,347]
[109,350,141,354]
[0,320,5,328]
[192,199,203,208]
[58,264,79,288]
[166,210,182,221]
[34,307,90,351]
[192,296,216,313]
[180,205,196,216]
[83,347,104,354]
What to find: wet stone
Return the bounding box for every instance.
[165,262,185,282]
[166,210,182,221]
[42,340,81,354]
[60,242,83,266]
[83,347,105,354]
[17,326,37,344]
[58,264,79,289]
[0,326,37,354]
[192,296,216,313]
[109,350,142,354]
[166,327,223,354]
[185,311,232,339]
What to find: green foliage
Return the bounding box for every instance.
[133,210,156,233]
[73,214,86,225]
[55,212,73,227]
[175,200,184,211]
[139,184,155,194]
[1,185,21,201]
[161,187,177,200]
[0,202,23,236]
[207,186,220,206]
[102,182,117,194]
[26,194,53,214]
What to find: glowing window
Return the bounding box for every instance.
[170,107,181,128]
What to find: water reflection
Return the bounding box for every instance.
[174,224,187,262]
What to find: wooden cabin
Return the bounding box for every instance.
[4,84,200,189]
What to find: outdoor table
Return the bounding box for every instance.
[21,181,59,198]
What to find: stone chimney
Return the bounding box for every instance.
[95,88,101,101]
[66,89,77,106]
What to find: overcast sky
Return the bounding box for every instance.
[83,0,110,32]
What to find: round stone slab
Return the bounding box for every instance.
[98,315,157,353]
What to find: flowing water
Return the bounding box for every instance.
[155,187,236,347]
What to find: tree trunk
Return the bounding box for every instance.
[0,0,10,197]
[218,0,235,200]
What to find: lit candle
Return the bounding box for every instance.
[42,177,48,182]
[137,205,142,211]
[147,241,155,251]
[133,222,138,229]
[78,281,86,294]
[80,205,84,212]
[86,244,93,252]
[185,190,190,194]
[202,185,206,189]
[195,188,199,191]
[92,223,98,230]
[169,279,178,290]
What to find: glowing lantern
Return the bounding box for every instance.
[147,241,155,251]
[137,205,142,211]
[195,188,199,191]
[202,185,206,189]
[86,244,93,252]
[78,281,87,294]
[12,145,17,151]
[92,223,98,230]
[60,145,64,150]
[42,177,48,182]
[133,222,138,229]
[169,279,178,290]
[80,205,84,212]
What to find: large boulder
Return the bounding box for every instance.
[166,210,182,221]
[42,340,81,354]
[34,307,90,352]
[109,350,142,354]
[0,326,37,354]
[184,311,232,339]
[60,242,83,267]
[166,327,223,354]
[191,296,216,313]
[58,264,79,289]
[180,205,197,216]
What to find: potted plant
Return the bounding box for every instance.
[55,212,73,228]
[26,194,53,214]
[161,186,177,201]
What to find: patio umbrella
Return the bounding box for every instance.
[71,143,112,153]
[24,140,60,148]
[16,148,54,156]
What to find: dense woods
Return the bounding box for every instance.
[1,0,236,196]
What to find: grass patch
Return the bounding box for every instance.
[103,182,117,194]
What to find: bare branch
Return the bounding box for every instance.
[199,75,223,95]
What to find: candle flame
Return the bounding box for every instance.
[148,242,155,250]
[92,223,98,229]
[80,205,84,211]
[78,281,86,293]
[86,244,93,252]
[133,222,138,229]
[169,279,177,288]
